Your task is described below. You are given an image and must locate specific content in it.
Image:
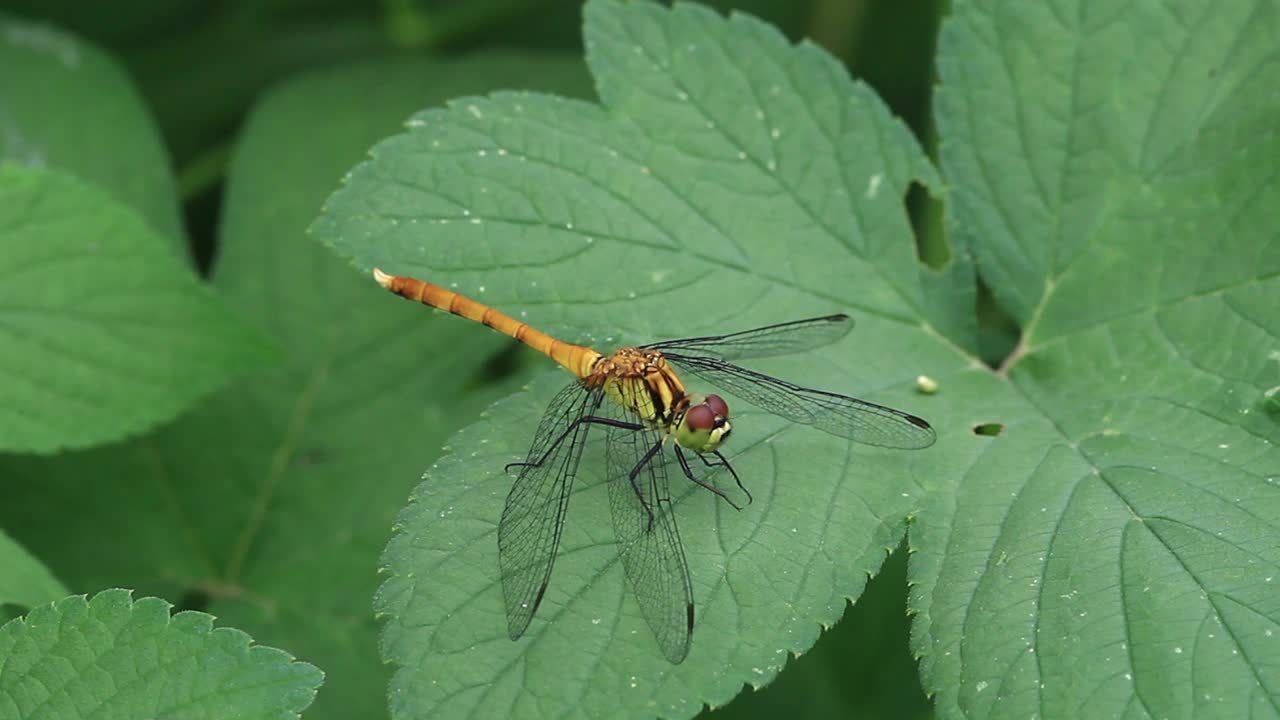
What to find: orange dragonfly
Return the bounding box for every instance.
[374,268,935,663]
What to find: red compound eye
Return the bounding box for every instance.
[705,394,729,418]
[686,404,716,430]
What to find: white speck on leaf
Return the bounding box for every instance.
[866,173,883,198]
[467,104,482,119]
[975,681,988,692]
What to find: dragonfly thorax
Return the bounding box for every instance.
[592,348,733,454]
[593,347,689,426]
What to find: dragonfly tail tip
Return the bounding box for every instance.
[372,267,394,288]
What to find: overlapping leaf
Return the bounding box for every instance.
[0,16,185,248]
[913,0,1280,717]
[0,20,272,452]
[0,589,321,720]
[0,167,274,453]
[0,56,595,720]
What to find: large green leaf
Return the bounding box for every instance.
[0,55,594,720]
[0,15,185,247]
[912,1,1280,718]
[0,589,321,719]
[313,1,1279,718]
[317,1,953,717]
[0,165,274,453]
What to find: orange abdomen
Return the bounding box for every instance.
[373,269,601,379]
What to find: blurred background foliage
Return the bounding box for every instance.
[1,0,971,717]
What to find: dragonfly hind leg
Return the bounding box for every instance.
[674,447,751,510]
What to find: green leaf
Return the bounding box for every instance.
[314,0,1279,718]
[317,1,949,717]
[0,529,66,613]
[0,165,274,453]
[0,589,321,720]
[913,0,1280,718]
[0,55,594,720]
[0,15,185,248]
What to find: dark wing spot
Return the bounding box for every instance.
[906,414,932,430]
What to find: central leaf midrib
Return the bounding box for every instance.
[223,321,343,583]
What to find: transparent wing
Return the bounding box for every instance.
[602,380,694,663]
[665,354,936,450]
[642,314,852,361]
[498,380,603,640]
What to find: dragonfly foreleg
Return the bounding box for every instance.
[504,415,644,473]
[627,439,664,532]
[674,447,747,510]
[708,450,752,506]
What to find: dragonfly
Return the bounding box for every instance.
[373,268,935,663]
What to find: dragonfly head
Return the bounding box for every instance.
[675,394,732,453]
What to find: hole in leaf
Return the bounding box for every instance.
[1262,386,1280,418]
[972,422,1005,437]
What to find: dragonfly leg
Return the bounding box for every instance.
[710,450,752,506]
[504,415,645,472]
[627,439,665,531]
[675,447,745,510]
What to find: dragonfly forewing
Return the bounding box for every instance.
[665,354,936,449]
